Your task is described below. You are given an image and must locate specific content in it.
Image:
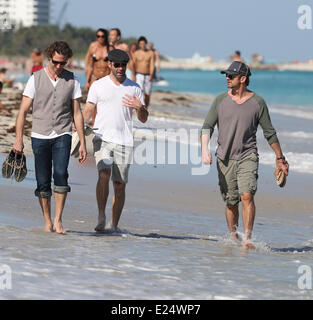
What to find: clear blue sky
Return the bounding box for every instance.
[51,0,313,62]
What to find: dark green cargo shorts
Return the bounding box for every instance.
[217,152,259,206]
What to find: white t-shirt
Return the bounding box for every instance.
[23,68,82,139]
[87,75,144,147]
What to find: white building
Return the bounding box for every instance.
[0,0,50,29]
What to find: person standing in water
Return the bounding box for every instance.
[82,49,148,233]
[201,61,289,248]
[13,41,87,234]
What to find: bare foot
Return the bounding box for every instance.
[106,224,121,234]
[243,240,255,249]
[53,220,66,235]
[43,223,53,232]
[230,232,239,240]
[95,214,106,232]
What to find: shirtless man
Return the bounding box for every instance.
[84,29,110,92]
[132,36,155,107]
[109,28,135,81]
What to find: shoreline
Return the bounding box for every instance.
[0,87,209,156]
[159,59,313,72]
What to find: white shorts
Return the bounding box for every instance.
[93,138,133,184]
[136,73,152,95]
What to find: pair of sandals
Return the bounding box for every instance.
[2,150,27,182]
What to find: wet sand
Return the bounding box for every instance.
[1,151,313,299]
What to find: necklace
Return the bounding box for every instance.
[46,66,58,81]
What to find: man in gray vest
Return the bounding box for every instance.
[201,61,289,249]
[13,41,87,234]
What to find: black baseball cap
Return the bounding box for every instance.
[221,61,251,77]
[105,49,129,63]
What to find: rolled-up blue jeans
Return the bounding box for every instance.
[31,134,72,198]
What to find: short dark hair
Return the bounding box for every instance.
[45,41,73,60]
[0,68,7,73]
[235,50,241,56]
[138,36,147,44]
[110,28,121,37]
[97,28,107,34]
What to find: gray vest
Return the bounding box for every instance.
[32,68,75,135]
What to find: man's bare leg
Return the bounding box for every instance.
[241,192,256,248]
[38,197,53,232]
[54,192,67,234]
[111,181,126,231]
[225,204,239,240]
[95,169,110,231]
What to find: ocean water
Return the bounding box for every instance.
[13,68,313,106]
[153,69,313,107]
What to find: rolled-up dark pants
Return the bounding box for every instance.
[31,134,72,198]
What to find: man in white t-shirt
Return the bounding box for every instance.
[83,49,148,232]
[13,41,87,234]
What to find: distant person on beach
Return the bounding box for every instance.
[148,42,161,78]
[82,49,148,233]
[129,42,137,59]
[84,28,111,92]
[201,61,289,249]
[13,41,87,234]
[0,81,11,115]
[133,36,155,107]
[30,48,44,74]
[109,28,135,81]
[0,68,13,88]
[233,50,244,62]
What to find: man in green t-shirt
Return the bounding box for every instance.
[201,61,289,249]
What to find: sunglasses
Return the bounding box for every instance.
[51,59,67,66]
[113,62,127,68]
[226,74,240,80]
[97,34,105,38]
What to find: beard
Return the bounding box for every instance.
[112,69,126,82]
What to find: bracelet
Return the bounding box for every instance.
[276,156,285,161]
